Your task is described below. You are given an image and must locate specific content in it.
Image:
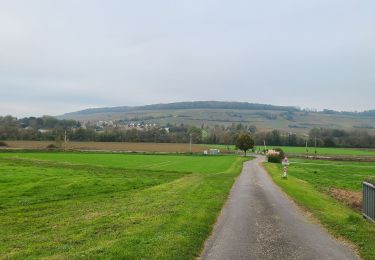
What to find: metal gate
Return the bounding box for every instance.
[363,182,375,222]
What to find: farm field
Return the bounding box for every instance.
[0,152,238,173]
[206,144,375,157]
[264,159,375,259]
[0,152,248,259]
[1,141,209,153]
[272,146,375,157]
[3,141,375,157]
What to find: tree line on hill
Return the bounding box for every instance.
[63,101,375,118]
[62,101,300,117]
[0,115,375,148]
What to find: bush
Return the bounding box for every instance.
[267,154,282,163]
[273,148,285,159]
[46,144,58,149]
[266,148,285,163]
[0,141,8,147]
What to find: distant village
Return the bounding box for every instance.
[82,120,170,133]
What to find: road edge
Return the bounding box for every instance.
[259,161,362,259]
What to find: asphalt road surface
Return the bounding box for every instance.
[201,156,359,260]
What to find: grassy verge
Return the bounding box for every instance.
[264,162,375,259]
[0,153,248,259]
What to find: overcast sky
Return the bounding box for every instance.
[0,0,374,117]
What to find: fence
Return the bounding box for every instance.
[363,181,375,222]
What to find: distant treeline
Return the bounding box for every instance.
[62,101,375,118]
[254,129,375,148]
[1,115,375,148]
[0,116,80,141]
[61,101,300,117]
[321,109,375,117]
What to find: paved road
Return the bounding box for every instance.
[201,156,359,260]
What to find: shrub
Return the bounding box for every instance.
[273,148,285,159]
[46,144,58,149]
[268,154,282,163]
[0,141,8,147]
[266,148,285,163]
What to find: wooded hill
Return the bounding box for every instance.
[59,101,375,134]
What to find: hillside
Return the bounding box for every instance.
[59,101,375,134]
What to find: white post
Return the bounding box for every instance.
[282,157,288,178]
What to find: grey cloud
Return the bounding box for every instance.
[0,0,374,117]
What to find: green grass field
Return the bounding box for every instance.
[287,159,375,191]
[264,160,375,259]
[205,144,375,156]
[0,152,238,173]
[272,146,375,156]
[0,152,248,259]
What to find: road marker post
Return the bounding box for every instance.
[282,157,289,178]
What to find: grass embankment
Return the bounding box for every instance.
[0,153,248,259]
[264,160,375,259]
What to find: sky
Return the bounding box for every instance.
[0,0,374,117]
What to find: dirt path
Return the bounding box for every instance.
[201,156,359,260]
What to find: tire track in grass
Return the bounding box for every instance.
[142,161,175,169]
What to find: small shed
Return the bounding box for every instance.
[209,149,220,155]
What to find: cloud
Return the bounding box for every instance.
[0,0,374,117]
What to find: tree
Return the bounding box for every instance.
[271,129,281,145]
[222,132,234,151]
[188,126,202,143]
[235,133,254,156]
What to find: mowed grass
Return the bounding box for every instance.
[204,144,375,156]
[288,159,375,191]
[0,153,248,259]
[272,146,375,156]
[264,160,375,259]
[0,152,237,173]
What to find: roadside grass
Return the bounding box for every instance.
[264,161,375,259]
[0,153,248,259]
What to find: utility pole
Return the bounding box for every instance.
[189,133,192,154]
[64,130,67,151]
[263,139,266,154]
[314,136,317,157]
